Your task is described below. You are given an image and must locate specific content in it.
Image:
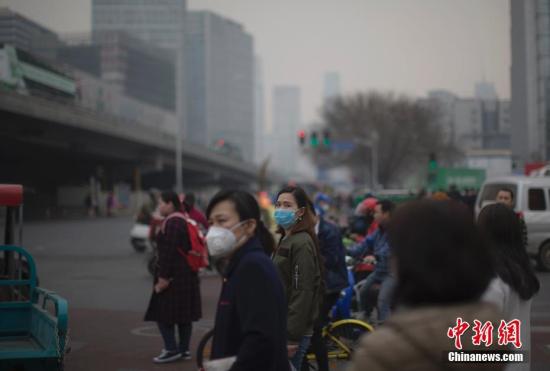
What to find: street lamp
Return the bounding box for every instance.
[353,131,380,191]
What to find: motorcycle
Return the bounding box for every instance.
[129,223,151,253]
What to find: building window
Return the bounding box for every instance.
[537,0,550,14]
[529,188,547,210]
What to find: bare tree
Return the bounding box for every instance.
[312,92,460,187]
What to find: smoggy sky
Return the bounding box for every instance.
[0,0,510,126]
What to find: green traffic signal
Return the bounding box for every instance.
[428,152,437,170]
[322,130,331,147]
[310,132,319,148]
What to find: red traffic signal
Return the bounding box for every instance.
[298,130,306,145]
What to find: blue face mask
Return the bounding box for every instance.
[274,208,298,229]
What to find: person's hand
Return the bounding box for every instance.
[349,233,359,242]
[363,255,376,264]
[287,344,299,358]
[154,277,171,293]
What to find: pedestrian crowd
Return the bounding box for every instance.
[141,185,539,371]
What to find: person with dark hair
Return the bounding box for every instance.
[183,192,209,231]
[348,200,395,323]
[273,186,323,370]
[496,188,528,251]
[478,203,540,371]
[206,190,290,371]
[350,200,505,371]
[144,191,202,364]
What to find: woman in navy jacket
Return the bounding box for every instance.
[206,190,290,371]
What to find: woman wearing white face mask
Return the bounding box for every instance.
[206,190,290,371]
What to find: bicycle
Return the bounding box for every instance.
[196,318,373,370]
[303,318,373,370]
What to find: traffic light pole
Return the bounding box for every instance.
[372,136,379,191]
[175,23,185,193]
[354,131,379,191]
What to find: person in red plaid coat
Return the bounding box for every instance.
[145,191,202,364]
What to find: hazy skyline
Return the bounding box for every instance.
[0,0,510,126]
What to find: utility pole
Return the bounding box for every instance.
[174,6,186,193]
[353,131,380,191]
[371,131,379,191]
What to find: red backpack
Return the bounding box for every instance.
[161,212,209,272]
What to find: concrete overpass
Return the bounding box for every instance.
[0,90,281,217]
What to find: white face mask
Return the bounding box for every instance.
[206,221,248,257]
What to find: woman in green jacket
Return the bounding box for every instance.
[273,186,323,370]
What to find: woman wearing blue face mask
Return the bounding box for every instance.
[273,186,323,370]
[206,190,290,371]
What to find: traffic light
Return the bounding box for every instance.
[322,130,331,147]
[428,152,437,171]
[310,131,319,148]
[216,138,225,147]
[427,152,438,191]
[298,130,306,146]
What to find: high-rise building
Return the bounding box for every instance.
[425,90,456,144]
[272,86,301,176]
[92,0,187,141]
[323,71,341,103]
[0,7,61,61]
[510,0,550,163]
[474,81,498,101]
[58,32,176,110]
[427,90,510,153]
[254,56,267,164]
[92,0,186,50]
[185,11,254,160]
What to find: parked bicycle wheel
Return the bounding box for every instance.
[303,319,373,370]
[196,328,215,370]
[325,319,373,359]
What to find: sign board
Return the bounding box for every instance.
[435,168,486,190]
[331,141,355,152]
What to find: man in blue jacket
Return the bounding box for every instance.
[348,200,395,323]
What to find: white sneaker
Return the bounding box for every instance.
[153,349,182,363]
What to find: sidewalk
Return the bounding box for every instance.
[63,275,221,371]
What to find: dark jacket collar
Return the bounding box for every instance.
[224,236,263,277]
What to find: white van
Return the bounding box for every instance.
[475,176,550,271]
